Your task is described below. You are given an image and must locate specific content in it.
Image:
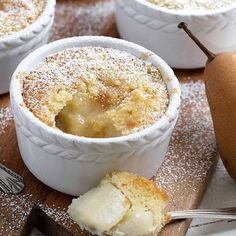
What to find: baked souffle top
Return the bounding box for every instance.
[20,47,168,138]
[0,0,46,38]
[147,0,235,11]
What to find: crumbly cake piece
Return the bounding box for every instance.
[0,0,46,38]
[148,0,235,11]
[21,47,168,138]
[104,172,169,236]
[68,171,169,236]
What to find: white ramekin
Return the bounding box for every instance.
[0,0,55,95]
[115,0,236,69]
[10,36,181,196]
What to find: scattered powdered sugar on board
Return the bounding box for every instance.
[156,80,217,200]
[0,2,115,231]
[0,193,76,234]
[0,107,13,135]
[50,0,115,41]
[39,204,74,227]
[0,0,218,234]
[0,194,34,233]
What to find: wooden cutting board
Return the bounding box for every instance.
[0,0,218,235]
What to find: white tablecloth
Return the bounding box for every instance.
[187,157,236,236]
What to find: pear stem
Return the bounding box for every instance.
[178,22,216,62]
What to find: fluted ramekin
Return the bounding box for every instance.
[0,0,55,95]
[115,0,236,69]
[10,36,180,196]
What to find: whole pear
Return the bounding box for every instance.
[179,22,236,180]
[205,52,236,180]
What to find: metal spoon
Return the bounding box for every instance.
[0,163,24,194]
[169,207,236,222]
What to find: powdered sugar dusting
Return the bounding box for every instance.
[0,107,13,135]
[156,80,217,200]
[0,80,217,233]
[0,0,217,230]
[39,204,75,228]
[50,0,114,41]
[21,46,168,137]
[0,194,34,232]
[0,193,76,233]
[0,0,46,37]
[148,0,235,11]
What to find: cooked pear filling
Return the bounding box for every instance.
[55,92,117,138]
[21,47,168,138]
[68,182,131,233]
[55,85,167,138]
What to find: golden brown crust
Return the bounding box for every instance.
[20,47,168,137]
[106,171,169,202]
[163,212,171,225]
[103,171,169,235]
[0,0,46,37]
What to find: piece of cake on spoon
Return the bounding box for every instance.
[68,171,169,236]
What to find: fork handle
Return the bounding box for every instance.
[169,207,236,221]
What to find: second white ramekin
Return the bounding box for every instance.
[0,0,56,94]
[10,36,180,196]
[115,0,236,69]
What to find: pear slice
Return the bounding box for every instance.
[68,182,131,234]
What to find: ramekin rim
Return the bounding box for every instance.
[10,36,181,144]
[132,0,236,17]
[0,0,56,44]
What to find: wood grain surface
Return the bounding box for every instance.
[0,0,218,235]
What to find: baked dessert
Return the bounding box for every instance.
[0,0,46,38]
[20,47,168,138]
[148,0,235,11]
[68,171,169,236]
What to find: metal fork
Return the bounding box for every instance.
[169,207,236,221]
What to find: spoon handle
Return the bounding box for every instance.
[0,163,24,194]
[169,207,236,221]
